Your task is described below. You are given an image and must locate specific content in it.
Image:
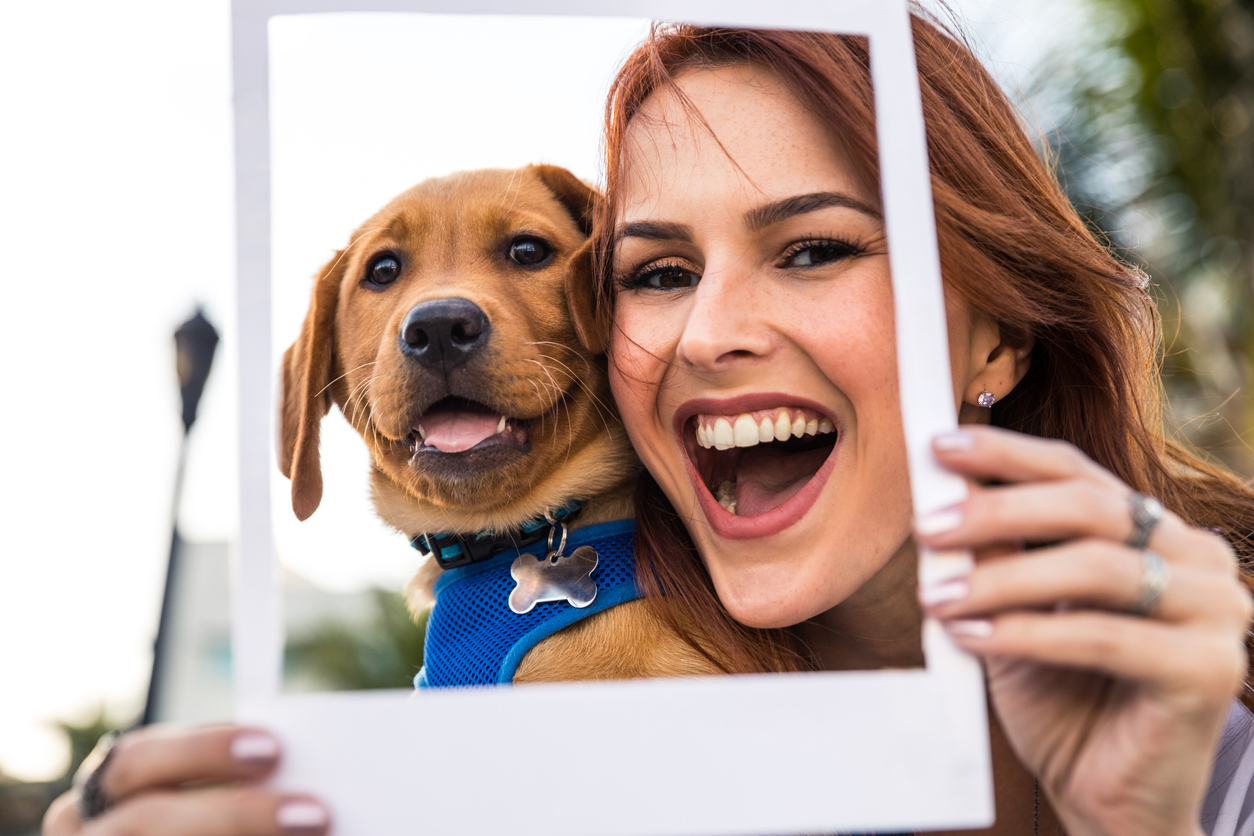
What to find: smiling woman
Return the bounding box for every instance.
[582,18,1254,836]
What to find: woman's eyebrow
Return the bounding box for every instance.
[745,192,882,230]
[614,220,693,244]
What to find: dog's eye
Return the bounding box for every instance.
[368,256,401,285]
[508,238,551,267]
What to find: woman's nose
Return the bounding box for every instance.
[675,268,774,370]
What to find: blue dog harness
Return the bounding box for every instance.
[415,519,639,687]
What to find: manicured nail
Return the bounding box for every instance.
[933,430,975,451]
[916,508,963,536]
[946,619,994,638]
[277,800,329,834]
[230,732,279,765]
[919,580,969,607]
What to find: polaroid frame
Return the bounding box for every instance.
[231,1,993,833]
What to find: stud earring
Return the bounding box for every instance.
[977,391,996,408]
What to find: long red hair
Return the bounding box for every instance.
[588,15,1254,695]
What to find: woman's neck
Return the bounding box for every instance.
[792,538,925,671]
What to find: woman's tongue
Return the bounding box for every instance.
[729,445,829,517]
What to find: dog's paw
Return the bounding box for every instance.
[508,545,599,614]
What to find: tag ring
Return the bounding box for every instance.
[544,512,568,557]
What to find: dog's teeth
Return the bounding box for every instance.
[713,417,734,451]
[804,419,819,436]
[715,480,737,515]
[417,424,427,442]
[733,414,759,448]
[774,412,791,442]
[818,417,835,435]
[496,415,507,434]
[791,416,806,438]
[758,416,774,443]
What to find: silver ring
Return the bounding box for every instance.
[1127,492,1164,550]
[1132,549,1170,616]
[74,732,119,821]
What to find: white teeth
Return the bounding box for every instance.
[774,412,791,441]
[733,414,760,447]
[417,424,427,441]
[715,480,737,515]
[496,416,507,433]
[695,410,839,449]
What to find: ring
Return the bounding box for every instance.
[1132,549,1170,616]
[74,732,119,821]
[1126,491,1164,550]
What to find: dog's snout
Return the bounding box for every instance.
[400,298,491,370]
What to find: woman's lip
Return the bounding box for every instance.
[671,394,840,437]
[672,393,841,541]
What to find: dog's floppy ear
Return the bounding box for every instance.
[530,164,607,355]
[279,250,346,521]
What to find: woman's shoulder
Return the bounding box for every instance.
[1203,702,1254,835]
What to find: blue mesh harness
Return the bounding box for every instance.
[415,519,638,687]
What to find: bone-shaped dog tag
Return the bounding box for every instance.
[508,545,599,614]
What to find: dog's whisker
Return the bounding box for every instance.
[316,361,377,400]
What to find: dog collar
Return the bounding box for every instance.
[409,502,583,569]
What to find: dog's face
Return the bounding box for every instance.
[279,165,633,532]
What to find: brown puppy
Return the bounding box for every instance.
[278,164,718,682]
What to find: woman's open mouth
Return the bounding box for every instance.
[677,397,840,539]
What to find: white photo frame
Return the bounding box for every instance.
[231,1,994,834]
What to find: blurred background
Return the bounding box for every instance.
[2,0,1251,831]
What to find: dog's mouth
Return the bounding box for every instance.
[686,407,839,519]
[408,396,529,455]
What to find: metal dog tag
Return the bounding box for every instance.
[508,545,599,614]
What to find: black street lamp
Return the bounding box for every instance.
[142,308,219,725]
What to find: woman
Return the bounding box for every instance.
[585,14,1254,836]
[44,11,1254,836]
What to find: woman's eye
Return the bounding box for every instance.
[643,266,699,289]
[509,238,551,266]
[368,255,401,285]
[782,241,859,268]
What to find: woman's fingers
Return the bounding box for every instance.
[916,480,1225,570]
[102,726,280,802]
[920,539,1253,627]
[80,788,329,836]
[943,609,1249,708]
[932,425,1125,488]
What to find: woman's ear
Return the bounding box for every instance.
[279,250,346,521]
[958,315,1034,424]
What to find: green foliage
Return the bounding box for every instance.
[285,589,428,691]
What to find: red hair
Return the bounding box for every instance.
[588,16,1254,694]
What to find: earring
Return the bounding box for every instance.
[977,391,996,408]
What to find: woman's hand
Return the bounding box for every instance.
[915,425,1252,836]
[43,725,329,836]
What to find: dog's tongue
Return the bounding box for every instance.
[734,445,829,517]
[421,411,502,453]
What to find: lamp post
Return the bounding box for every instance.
[142,308,219,725]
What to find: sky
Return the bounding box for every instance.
[0,0,1101,781]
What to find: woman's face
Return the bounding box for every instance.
[610,65,983,629]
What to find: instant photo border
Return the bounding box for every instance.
[231,1,993,833]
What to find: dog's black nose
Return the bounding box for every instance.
[400,298,491,371]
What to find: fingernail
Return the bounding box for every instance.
[916,508,963,536]
[946,618,994,638]
[919,579,969,607]
[277,800,329,834]
[230,732,279,765]
[934,430,975,451]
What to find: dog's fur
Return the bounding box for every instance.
[278,165,719,682]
